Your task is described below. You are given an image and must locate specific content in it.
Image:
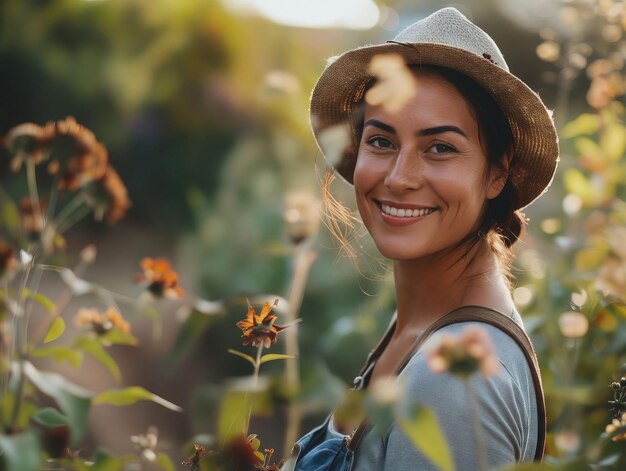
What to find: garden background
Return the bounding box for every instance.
[1,0,626,469]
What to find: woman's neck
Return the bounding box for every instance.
[392,240,513,335]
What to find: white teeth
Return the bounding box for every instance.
[381,204,435,218]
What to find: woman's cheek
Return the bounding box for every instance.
[354,153,384,190]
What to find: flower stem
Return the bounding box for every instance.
[283,247,317,452]
[466,379,488,471]
[45,174,61,225]
[8,254,35,432]
[55,201,91,235]
[8,358,25,432]
[244,343,265,436]
[253,343,264,387]
[25,159,43,235]
[51,191,87,233]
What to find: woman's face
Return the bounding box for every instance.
[353,71,505,261]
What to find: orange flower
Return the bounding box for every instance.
[236,299,285,348]
[3,117,109,189]
[74,307,130,335]
[46,116,108,191]
[84,166,131,225]
[3,122,56,170]
[137,258,184,299]
[426,326,500,378]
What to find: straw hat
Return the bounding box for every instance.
[310,7,559,210]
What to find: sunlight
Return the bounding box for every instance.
[225,0,380,29]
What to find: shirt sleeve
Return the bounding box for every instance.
[355,322,538,471]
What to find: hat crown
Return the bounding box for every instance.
[393,7,509,72]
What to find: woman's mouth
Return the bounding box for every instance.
[380,203,437,218]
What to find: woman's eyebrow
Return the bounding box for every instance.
[417,125,467,138]
[363,120,467,139]
[363,119,396,134]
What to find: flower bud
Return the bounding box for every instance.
[283,190,321,245]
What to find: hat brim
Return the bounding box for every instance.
[310,42,559,210]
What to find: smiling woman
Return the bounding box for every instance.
[283,7,559,471]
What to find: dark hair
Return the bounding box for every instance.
[336,65,525,280]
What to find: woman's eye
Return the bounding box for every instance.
[367,137,394,149]
[428,143,455,154]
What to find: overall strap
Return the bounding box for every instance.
[354,313,397,387]
[349,305,546,462]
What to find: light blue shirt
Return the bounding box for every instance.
[352,315,538,471]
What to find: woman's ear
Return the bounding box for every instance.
[486,150,512,200]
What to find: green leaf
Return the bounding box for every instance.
[0,392,39,430]
[44,316,65,343]
[0,198,20,237]
[93,386,183,412]
[601,123,626,161]
[155,453,176,471]
[74,335,122,382]
[260,353,294,364]
[22,361,92,444]
[228,349,256,367]
[562,113,600,138]
[575,244,609,271]
[31,345,83,368]
[31,407,70,428]
[398,404,454,471]
[563,168,596,206]
[217,385,272,444]
[22,290,56,314]
[574,136,603,160]
[0,430,41,471]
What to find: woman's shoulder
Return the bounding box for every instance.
[400,314,537,395]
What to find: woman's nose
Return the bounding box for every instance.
[383,150,423,194]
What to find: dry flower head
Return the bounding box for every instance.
[236,299,286,348]
[86,166,131,225]
[182,443,205,469]
[136,258,184,299]
[49,117,108,190]
[3,122,56,170]
[283,190,321,245]
[74,307,130,335]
